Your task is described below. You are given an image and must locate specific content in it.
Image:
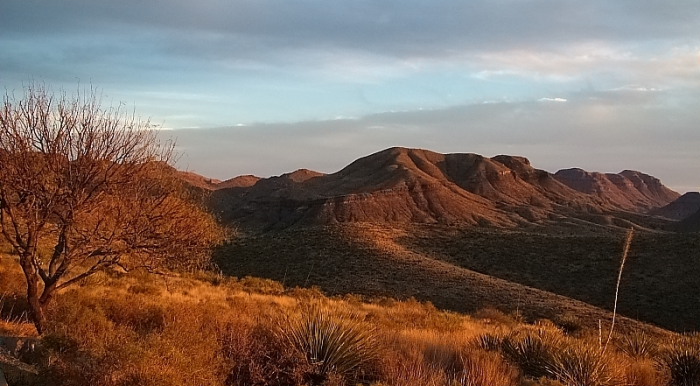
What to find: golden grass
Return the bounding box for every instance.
[0,250,695,386]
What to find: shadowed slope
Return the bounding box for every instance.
[400,225,700,331]
[216,224,671,333]
[652,192,700,220]
[676,207,700,232]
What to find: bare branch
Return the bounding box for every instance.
[0,84,224,333]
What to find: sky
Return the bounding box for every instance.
[1,1,699,192]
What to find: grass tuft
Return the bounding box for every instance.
[614,330,657,359]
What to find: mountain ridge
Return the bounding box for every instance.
[187,147,678,230]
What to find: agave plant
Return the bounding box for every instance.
[281,306,379,385]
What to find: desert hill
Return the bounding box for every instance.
[651,191,700,220]
[217,223,700,331]
[217,174,261,189]
[676,207,700,232]
[216,224,658,331]
[177,170,222,190]
[199,147,678,230]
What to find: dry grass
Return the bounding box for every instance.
[1,248,695,386]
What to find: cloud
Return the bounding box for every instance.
[171,93,700,192]
[2,0,699,192]
[3,1,699,74]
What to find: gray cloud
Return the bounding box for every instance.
[2,1,699,192]
[172,92,700,193]
[3,0,699,62]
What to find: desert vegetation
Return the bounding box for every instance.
[1,85,699,386]
[2,253,700,386]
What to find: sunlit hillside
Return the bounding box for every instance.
[3,249,700,386]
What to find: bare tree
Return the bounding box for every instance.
[0,85,224,333]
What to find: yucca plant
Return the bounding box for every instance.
[614,330,657,359]
[658,346,700,386]
[281,306,379,385]
[475,333,503,352]
[551,345,614,386]
[501,331,560,378]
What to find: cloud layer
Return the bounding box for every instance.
[2,0,699,191]
[173,92,700,192]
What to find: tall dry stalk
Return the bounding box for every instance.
[603,227,635,352]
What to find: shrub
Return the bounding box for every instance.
[623,358,663,386]
[450,349,519,386]
[281,306,380,385]
[474,307,523,326]
[475,333,503,352]
[239,276,285,295]
[220,321,308,386]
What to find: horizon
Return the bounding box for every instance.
[2,1,699,193]
[177,143,697,195]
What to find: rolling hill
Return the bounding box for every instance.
[184,147,698,331]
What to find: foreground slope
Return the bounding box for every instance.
[1,253,682,386]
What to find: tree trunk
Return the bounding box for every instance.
[26,280,46,335]
[19,255,47,335]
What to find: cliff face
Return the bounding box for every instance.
[197,147,679,230]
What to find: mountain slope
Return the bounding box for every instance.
[676,207,700,232]
[553,168,680,211]
[206,147,678,230]
[215,223,700,331]
[651,192,700,220]
[219,224,656,327]
[203,147,695,331]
